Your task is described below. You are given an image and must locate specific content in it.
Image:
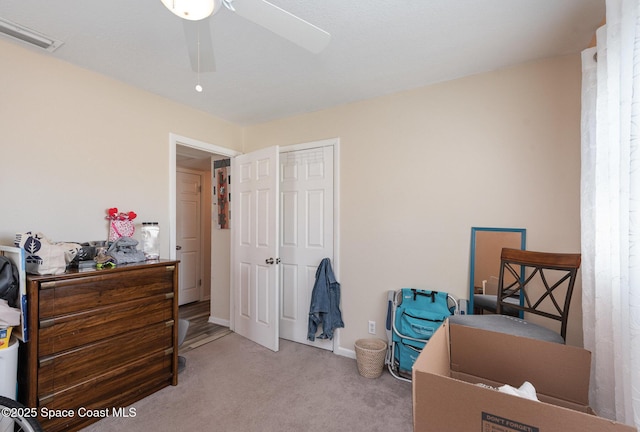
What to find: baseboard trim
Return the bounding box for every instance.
[207,318,358,360]
[335,346,356,359]
[209,316,230,327]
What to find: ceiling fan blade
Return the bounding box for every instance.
[230,0,330,54]
[183,19,216,72]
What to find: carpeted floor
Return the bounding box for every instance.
[80,333,413,432]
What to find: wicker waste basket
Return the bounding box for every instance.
[355,338,387,378]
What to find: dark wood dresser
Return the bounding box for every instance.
[19,260,179,432]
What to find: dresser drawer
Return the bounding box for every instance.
[38,265,175,319]
[38,320,173,397]
[39,350,173,432]
[38,294,173,356]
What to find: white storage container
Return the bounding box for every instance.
[141,222,160,260]
[0,336,18,399]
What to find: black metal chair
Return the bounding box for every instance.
[451,248,581,343]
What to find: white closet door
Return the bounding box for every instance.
[279,146,334,350]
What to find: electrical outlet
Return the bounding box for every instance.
[368,320,376,334]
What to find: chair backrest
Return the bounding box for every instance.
[496,248,581,341]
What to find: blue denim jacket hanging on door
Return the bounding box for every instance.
[308,258,344,341]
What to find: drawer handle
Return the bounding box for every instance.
[166,320,175,328]
[39,394,54,405]
[39,356,54,367]
[41,281,56,289]
[40,318,55,329]
[165,292,174,300]
[164,347,174,356]
[166,265,175,271]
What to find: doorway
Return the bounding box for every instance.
[169,134,340,351]
[170,134,240,325]
[230,139,340,353]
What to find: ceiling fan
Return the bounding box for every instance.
[161,0,331,74]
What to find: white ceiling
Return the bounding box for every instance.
[1,0,603,126]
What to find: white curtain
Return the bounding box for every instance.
[581,0,640,427]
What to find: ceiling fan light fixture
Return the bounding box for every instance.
[161,0,217,21]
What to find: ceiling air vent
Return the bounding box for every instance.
[0,17,63,52]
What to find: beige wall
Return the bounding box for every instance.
[0,40,243,257]
[244,54,583,348]
[1,38,583,350]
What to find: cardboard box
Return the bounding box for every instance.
[413,321,637,432]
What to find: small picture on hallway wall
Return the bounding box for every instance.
[214,159,230,229]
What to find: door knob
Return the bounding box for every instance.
[176,245,182,250]
[265,257,274,264]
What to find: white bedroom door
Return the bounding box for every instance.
[231,146,280,352]
[176,169,202,305]
[279,145,334,350]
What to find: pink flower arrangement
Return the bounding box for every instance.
[106,207,137,221]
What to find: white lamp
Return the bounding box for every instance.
[160,0,218,21]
